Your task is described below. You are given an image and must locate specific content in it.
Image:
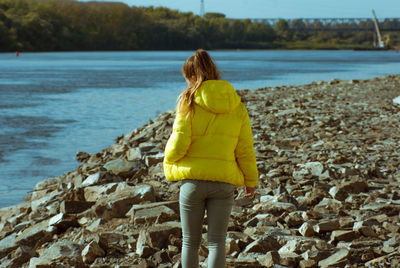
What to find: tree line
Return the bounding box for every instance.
[0,0,399,52]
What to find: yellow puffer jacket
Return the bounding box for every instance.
[163,80,258,187]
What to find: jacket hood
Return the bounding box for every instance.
[194,80,241,114]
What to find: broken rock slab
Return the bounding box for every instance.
[94,184,156,220]
[29,240,85,268]
[318,248,350,268]
[133,205,177,225]
[81,240,105,264]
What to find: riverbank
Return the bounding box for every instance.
[0,74,399,267]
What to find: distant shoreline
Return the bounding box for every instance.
[2,48,399,54]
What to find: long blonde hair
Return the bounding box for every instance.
[177,49,220,116]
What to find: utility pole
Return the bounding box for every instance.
[200,0,205,17]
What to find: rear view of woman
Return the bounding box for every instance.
[163,49,258,268]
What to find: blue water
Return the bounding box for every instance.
[0,50,399,208]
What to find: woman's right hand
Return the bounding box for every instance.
[245,186,256,198]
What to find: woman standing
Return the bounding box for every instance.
[163,49,258,268]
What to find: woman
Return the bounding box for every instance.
[163,49,258,268]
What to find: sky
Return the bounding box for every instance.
[79,0,400,19]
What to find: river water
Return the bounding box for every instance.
[0,50,399,208]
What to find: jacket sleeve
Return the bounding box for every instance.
[164,112,192,163]
[235,103,259,187]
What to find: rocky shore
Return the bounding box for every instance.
[1,74,400,268]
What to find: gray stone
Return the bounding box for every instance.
[145,221,181,250]
[95,184,155,220]
[61,200,95,214]
[318,248,349,268]
[7,245,37,268]
[28,240,84,268]
[81,240,105,264]
[126,200,179,217]
[330,230,359,242]
[0,233,18,258]
[299,222,315,237]
[104,158,135,175]
[83,183,119,202]
[279,252,300,267]
[136,230,156,258]
[133,205,177,225]
[30,192,62,212]
[15,220,57,248]
[299,259,317,268]
[243,237,281,254]
[126,148,142,161]
[314,219,340,233]
[313,198,342,214]
[144,153,164,167]
[80,172,121,187]
[258,251,280,267]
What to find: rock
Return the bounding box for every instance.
[136,230,157,258]
[318,248,349,268]
[393,95,400,105]
[365,251,399,266]
[33,177,61,191]
[299,222,315,237]
[329,78,341,85]
[81,241,105,264]
[339,180,368,194]
[97,232,132,255]
[328,186,348,201]
[314,219,340,233]
[226,257,262,267]
[301,249,332,262]
[80,172,121,187]
[133,205,177,225]
[126,200,179,217]
[144,153,164,167]
[330,230,359,242]
[254,201,297,215]
[138,142,157,153]
[0,234,18,258]
[83,183,119,202]
[76,151,90,162]
[226,238,240,256]
[48,212,78,232]
[145,222,181,250]
[104,158,135,176]
[284,211,303,228]
[258,251,280,267]
[278,239,317,255]
[86,218,102,232]
[7,245,37,268]
[126,148,142,160]
[94,184,156,220]
[15,221,57,249]
[30,191,62,212]
[304,162,329,179]
[28,240,84,268]
[243,237,281,254]
[299,259,317,268]
[313,198,342,214]
[353,221,377,237]
[244,214,276,227]
[61,200,95,214]
[151,249,171,266]
[279,252,300,266]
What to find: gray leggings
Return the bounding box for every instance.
[179,179,235,268]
